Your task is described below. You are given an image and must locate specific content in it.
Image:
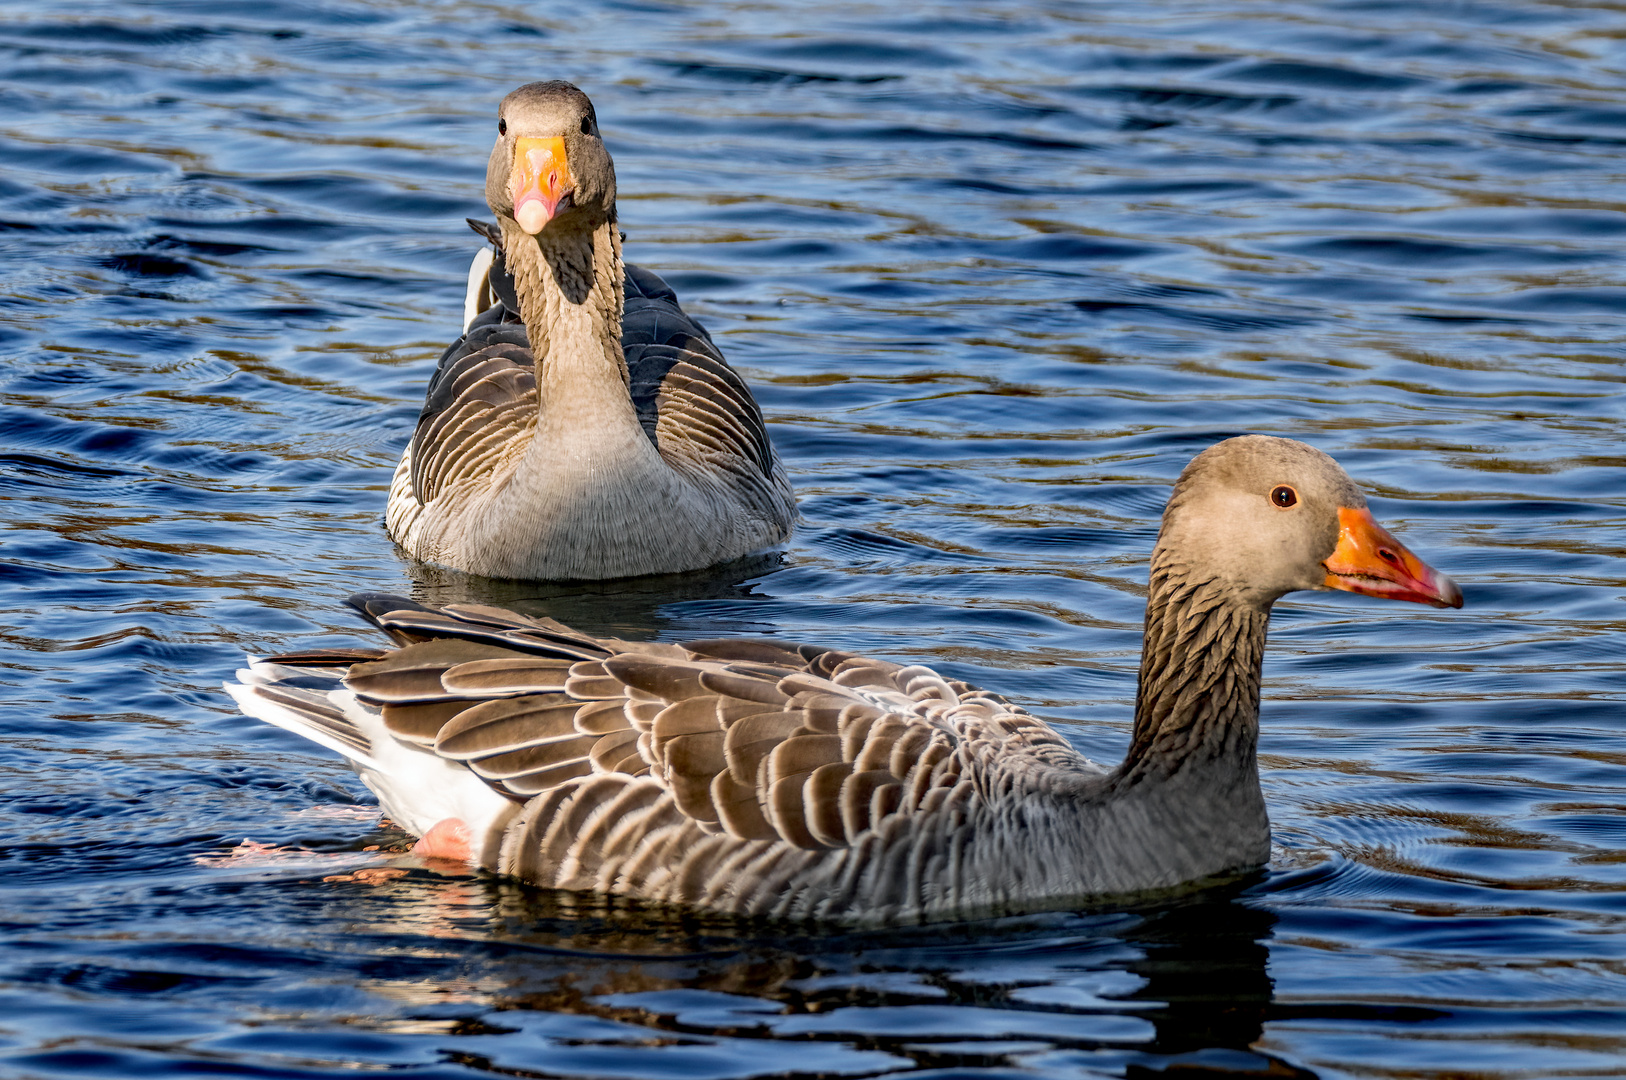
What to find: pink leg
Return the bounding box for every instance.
[412,818,474,864]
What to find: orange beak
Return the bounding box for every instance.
[1323,506,1463,609]
[509,136,571,234]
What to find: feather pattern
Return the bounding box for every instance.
[227,592,1163,923]
[386,230,795,579]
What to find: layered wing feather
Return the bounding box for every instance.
[228,593,1099,923]
[622,266,792,518]
[399,226,790,521]
[407,321,535,505]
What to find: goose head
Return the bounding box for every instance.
[1154,435,1463,611]
[487,81,616,237]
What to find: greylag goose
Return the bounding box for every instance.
[231,436,1463,924]
[386,81,795,580]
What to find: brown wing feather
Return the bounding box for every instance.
[408,333,537,506]
[404,254,791,539]
[253,594,1093,920]
[622,265,790,522]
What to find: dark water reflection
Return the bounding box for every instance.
[2,0,1624,1077]
[8,868,1291,1078]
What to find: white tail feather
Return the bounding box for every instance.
[225,659,516,855]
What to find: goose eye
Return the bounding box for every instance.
[580,116,593,135]
[1270,485,1298,508]
[498,118,507,136]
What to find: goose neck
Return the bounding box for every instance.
[501,216,629,414]
[1116,568,1271,788]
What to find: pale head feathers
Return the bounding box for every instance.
[486,80,616,230]
[1153,435,1367,608]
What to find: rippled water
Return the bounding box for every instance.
[2,0,1624,1076]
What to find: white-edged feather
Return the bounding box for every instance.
[225,658,515,849]
[462,246,495,333]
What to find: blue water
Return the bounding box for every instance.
[2,0,1624,1076]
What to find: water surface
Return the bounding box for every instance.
[1,1,1624,1077]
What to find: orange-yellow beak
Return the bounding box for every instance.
[1323,506,1463,609]
[509,136,571,235]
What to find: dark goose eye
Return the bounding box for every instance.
[580,116,593,134]
[498,118,507,136]
[1270,485,1298,508]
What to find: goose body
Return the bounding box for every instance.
[386,82,795,580]
[233,436,1462,924]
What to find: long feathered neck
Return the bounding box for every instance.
[500,215,628,412]
[1113,559,1271,790]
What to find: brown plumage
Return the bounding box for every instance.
[386,81,795,580]
[230,436,1463,924]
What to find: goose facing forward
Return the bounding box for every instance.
[233,436,1462,924]
[387,81,795,580]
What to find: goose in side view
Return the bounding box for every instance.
[232,436,1463,924]
[387,81,795,580]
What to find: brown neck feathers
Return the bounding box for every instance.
[1116,564,1270,787]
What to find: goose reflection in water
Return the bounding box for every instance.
[301,871,1291,1077]
[403,549,792,646]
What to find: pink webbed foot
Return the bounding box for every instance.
[412,817,475,865]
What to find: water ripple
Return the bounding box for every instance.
[0,1,1623,1078]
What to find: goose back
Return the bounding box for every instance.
[231,593,1118,924]
[389,226,794,573]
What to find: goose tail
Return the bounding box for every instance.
[225,657,517,852]
[226,657,382,767]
